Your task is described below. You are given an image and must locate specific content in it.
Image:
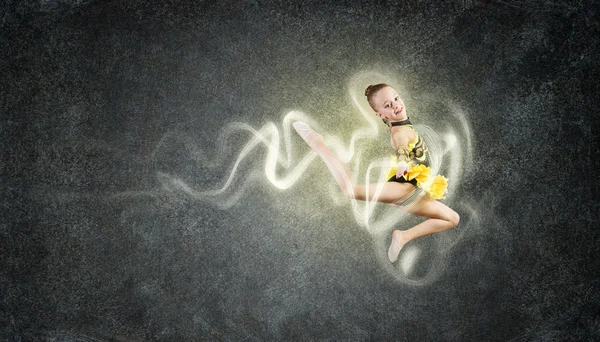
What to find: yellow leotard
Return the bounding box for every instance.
[386,118,448,200]
[386,125,428,180]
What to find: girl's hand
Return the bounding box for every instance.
[395,161,408,179]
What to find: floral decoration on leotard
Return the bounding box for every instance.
[386,124,449,200]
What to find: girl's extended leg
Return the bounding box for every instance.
[388,197,460,262]
[293,121,415,202]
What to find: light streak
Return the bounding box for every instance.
[158,71,476,284]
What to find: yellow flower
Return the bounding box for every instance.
[406,164,431,186]
[423,175,449,200]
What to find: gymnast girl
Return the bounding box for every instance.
[292,83,460,262]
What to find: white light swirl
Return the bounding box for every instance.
[157,71,476,285]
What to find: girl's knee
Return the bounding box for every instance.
[448,210,460,227]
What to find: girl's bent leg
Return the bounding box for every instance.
[394,197,460,248]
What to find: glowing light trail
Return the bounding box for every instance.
[158,71,476,284]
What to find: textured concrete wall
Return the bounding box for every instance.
[2,0,599,340]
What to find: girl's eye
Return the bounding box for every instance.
[384,104,390,108]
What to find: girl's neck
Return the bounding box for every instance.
[389,116,411,128]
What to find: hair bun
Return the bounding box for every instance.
[364,85,373,97]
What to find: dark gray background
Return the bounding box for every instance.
[2,0,599,340]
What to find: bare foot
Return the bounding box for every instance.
[292,121,324,149]
[388,230,406,263]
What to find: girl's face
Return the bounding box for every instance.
[373,86,407,122]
